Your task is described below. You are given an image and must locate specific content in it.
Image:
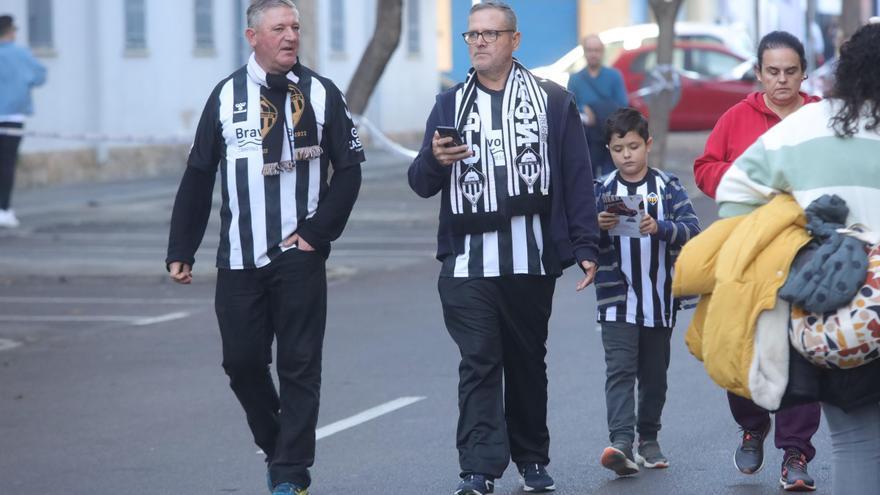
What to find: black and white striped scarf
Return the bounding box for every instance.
[449,60,551,235]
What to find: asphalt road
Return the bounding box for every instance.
[0,144,834,494]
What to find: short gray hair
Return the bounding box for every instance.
[247,0,299,29]
[469,1,517,31]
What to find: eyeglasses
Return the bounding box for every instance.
[461,30,514,45]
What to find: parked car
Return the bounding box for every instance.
[612,41,758,131]
[532,22,754,87]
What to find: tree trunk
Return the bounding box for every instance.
[646,0,684,169]
[840,0,865,42]
[345,0,403,115]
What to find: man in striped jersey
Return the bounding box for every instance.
[165,1,363,494]
[408,3,599,494]
[594,108,700,477]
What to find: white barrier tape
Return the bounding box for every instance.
[0,126,191,144]
[353,115,419,160]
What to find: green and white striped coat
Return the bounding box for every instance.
[717,99,880,232]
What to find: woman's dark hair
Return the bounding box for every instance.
[604,107,650,145]
[757,31,807,71]
[829,23,880,137]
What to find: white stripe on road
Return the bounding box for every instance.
[316,396,426,440]
[0,296,211,305]
[0,311,191,326]
[0,338,22,352]
[132,312,191,326]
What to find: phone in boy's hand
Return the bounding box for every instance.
[436,125,465,147]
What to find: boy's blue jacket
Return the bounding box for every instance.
[594,169,701,310]
[408,76,599,269]
[0,41,46,116]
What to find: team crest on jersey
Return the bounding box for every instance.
[646,192,659,206]
[260,95,278,139]
[515,147,542,187]
[459,166,486,206]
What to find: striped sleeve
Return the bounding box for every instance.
[656,180,701,246]
[715,138,787,218]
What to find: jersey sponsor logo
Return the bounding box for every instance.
[233,102,247,115]
[486,129,505,167]
[235,127,262,150]
[349,127,363,151]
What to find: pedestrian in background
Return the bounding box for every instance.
[716,20,880,495]
[0,14,46,228]
[692,31,821,492]
[165,1,364,494]
[408,2,599,493]
[594,108,700,477]
[567,34,628,179]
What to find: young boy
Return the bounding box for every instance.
[593,108,701,476]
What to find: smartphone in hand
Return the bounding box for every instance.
[436,125,465,147]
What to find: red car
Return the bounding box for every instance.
[613,42,758,131]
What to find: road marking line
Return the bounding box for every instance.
[132,311,190,326]
[316,396,426,440]
[0,315,147,323]
[0,338,22,352]
[0,296,211,305]
[0,311,191,325]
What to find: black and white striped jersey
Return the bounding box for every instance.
[597,170,676,328]
[188,60,364,269]
[440,83,558,278]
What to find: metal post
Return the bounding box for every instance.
[754,0,761,46]
[235,0,245,68]
[805,0,817,74]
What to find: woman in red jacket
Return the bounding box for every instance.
[694,32,821,198]
[693,31,822,492]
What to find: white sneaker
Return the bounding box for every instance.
[0,209,21,228]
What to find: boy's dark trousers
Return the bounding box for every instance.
[601,321,672,444]
[727,392,820,460]
[438,274,556,479]
[214,248,327,489]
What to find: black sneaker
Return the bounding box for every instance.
[454,474,494,495]
[518,463,556,492]
[600,442,639,477]
[780,449,816,492]
[734,423,770,474]
[635,439,669,469]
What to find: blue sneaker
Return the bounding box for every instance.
[518,463,556,492]
[271,482,308,495]
[454,474,494,495]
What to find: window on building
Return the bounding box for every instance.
[125,0,147,51]
[329,0,345,54]
[406,0,421,55]
[27,0,53,50]
[194,0,214,52]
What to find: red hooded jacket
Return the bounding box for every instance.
[693,91,821,198]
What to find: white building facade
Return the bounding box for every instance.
[3,0,438,184]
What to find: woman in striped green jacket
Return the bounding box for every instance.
[716,20,880,495]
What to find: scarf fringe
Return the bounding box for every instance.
[295,145,323,161]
